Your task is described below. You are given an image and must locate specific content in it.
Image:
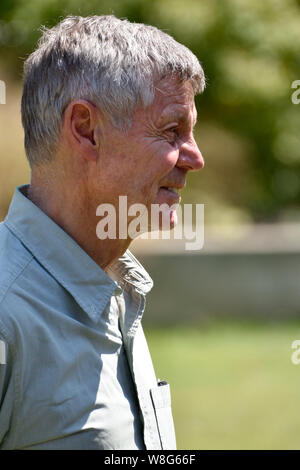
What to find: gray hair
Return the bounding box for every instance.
[21,15,205,167]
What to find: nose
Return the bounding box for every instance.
[176,136,204,171]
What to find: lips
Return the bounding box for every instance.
[158,180,185,204]
[158,186,182,204]
[160,186,179,195]
[159,181,185,192]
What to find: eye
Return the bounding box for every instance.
[164,126,178,143]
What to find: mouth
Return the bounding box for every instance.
[158,185,183,204]
[159,186,180,196]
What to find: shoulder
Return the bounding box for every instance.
[0,222,59,337]
[0,223,32,334]
[0,222,33,304]
[0,221,81,341]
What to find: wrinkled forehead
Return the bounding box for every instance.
[150,77,197,126]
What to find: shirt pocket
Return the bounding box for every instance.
[150,381,177,450]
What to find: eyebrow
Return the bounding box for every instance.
[162,111,197,128]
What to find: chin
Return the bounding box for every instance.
[145,190,180,233]
[156,207,178,232]
[168,209,178,229]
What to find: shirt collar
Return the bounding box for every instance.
[4,184,153,323]
[106,250,153,295]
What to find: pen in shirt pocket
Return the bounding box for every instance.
[157,379,168,386]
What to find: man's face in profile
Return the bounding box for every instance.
[91,77,204,233]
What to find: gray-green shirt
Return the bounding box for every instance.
[0,185,176,450]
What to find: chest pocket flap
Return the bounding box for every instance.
[150,382,177,450]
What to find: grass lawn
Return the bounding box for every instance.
[144,320,300,450]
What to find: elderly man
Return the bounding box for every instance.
[0,15,205,450]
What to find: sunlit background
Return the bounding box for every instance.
[1,0,300,449]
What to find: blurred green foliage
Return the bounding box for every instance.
[1,0,300,221]
[147,321,300,449]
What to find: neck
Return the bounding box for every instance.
[28,176,131,271]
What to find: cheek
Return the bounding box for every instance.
[163,147,179,167]
[143,147,179,194]
[150,143,179,178]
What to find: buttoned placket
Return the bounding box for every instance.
[113,285,151,449]
[104,259,163,449]
[116,286,161,449]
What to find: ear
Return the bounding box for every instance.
[63,99,100,162]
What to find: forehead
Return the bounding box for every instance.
[150,77,196,125]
